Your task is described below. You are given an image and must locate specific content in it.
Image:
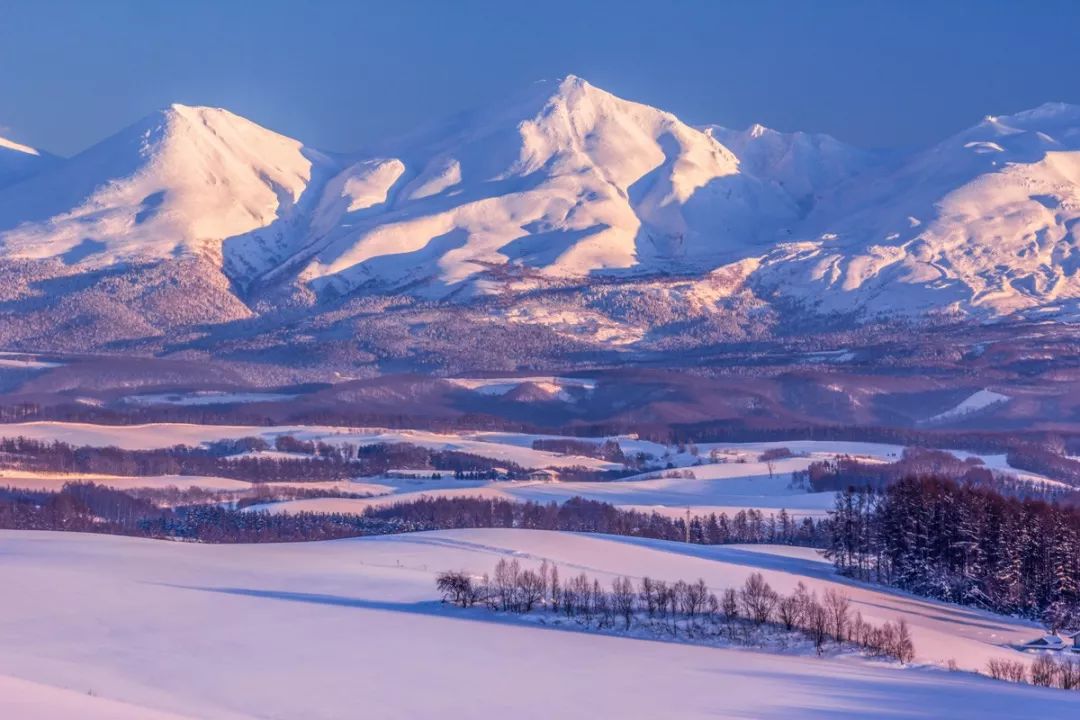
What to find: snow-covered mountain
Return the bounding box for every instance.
[757,102,1080,318]
[0,104,334,272]
[282,76,799,298]
[0,79,1079,362]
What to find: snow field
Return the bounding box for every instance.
[0,529,1075,719]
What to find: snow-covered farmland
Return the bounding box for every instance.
[0,422,620,471]
[0,422,1062,517]
[0,469,393,497]
[246,457,835,519]
[0,529,1075,719]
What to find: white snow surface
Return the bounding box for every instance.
[0,529,1075,719]
[925,389,1011,424]
[447,375,596,400]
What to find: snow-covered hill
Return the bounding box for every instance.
[3,529,1077,719]
[1,80,1079,361]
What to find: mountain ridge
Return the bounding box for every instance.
[1,78,1078,368]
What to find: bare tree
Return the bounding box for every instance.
[680,579,709,624]
[516,569,545,612]
[639,577,658,617]
[893,619,915,664]
[549,564,561,613]
[436,570,479,607]
[823,589,851,642]
[739,573,779,625]
[611,577,636,630]
[1031,654,1058,688]
[777,593,803,631]
[721,588,739,622]
[594,579,612,628]
[805,595,830,651]
[987,658,1028,683]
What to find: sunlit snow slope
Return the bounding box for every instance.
[2,530,1077,719]
[288,75,797,296]
[760,102,1080,317]
[0,104,334,276]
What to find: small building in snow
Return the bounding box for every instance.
[1021,634,1065,652]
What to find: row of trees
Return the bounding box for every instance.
[988,655,1080,691]
[1007,447,1080,488]
[828,476,1080,623]
[364,496,829,546]
[437,562,915,663]
[0,436,527,482]
[0,483,826,547]
[0,483,421,543]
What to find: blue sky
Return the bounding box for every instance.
[1,0,1077,156]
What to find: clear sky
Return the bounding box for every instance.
[1,0,1077,156]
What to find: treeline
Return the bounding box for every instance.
[0,482,420,543]
[0,436,527,482]
[665,421,1080,458]
[531,438,631,463]
[796,448,991,492]
[437,562,915,663]
[0,484,826,547]
[988,655,1080,692]
[0,401,541,435]
[363,496,828,546]
[829,476,1080,623]
[1007,447,1080,488]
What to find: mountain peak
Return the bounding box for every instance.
[0,99,324,272]
[748,123,771,138]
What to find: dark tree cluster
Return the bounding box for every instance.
[0,482,420,543]
[437,563,915,663]
[1007,447,1080,488]
[364,496,828,546]
[531,438,626,463]
[0,436,527,483]
[796,447,1078,504]
[828,476,1080,624]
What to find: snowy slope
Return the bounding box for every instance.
[0,135,57,190]
[0,104,334,276]
[759,102,1080,318]
[1,529,1076,719]
[704,123,876,212]
[285,76,798,296]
